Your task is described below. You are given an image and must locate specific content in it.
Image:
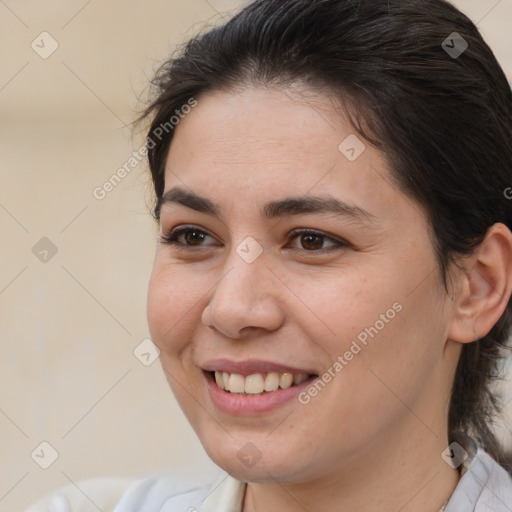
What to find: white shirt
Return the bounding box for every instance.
[111,437,512,512]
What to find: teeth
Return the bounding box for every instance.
[280,373,293,389]
[264,372,280,392]
[228,373,245,393]
[245,374,264,394]
[215,371,224,388]
[213,371,310,394]
[293,373,308,385]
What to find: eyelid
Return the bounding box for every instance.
[287,228,349,249]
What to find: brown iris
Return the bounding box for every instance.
[184,230,206,245]
[300,233,324,250]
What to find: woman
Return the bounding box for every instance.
[51,0,512,510]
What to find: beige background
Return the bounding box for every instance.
[1,1,511,510]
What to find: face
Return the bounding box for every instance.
[147,86,455,484]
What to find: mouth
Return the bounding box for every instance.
[207,370,316,395]
[201,359,319,414]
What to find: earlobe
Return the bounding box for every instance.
[448,223,512,344]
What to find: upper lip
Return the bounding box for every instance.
[201,358,317,376]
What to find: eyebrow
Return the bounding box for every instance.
[156,186,376,225]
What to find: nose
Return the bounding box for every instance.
[201,252,285,339]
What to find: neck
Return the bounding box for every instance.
[242,417,460,512]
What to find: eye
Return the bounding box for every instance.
[288,229,347,251]
[160,226,219,247]
[160,226,348,252]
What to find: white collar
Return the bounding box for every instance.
[200,474,246,512]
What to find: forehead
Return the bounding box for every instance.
[169,86,345,165]
[162,86,414,224]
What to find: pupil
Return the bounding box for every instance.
[302,234,323,250]
[185,230,204,245]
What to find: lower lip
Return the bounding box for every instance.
[204,371,317,416]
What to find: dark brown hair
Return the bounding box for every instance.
[141,0,512,469]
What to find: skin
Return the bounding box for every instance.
[147,86,512,511]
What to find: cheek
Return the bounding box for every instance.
[335,274,448,411]
[146,262,206,355]
[305,257,445,382]
[147,265,173,349]
[292,266,391,350]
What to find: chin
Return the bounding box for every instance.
[200,435,309,484]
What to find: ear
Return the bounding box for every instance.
[448,223,512,343]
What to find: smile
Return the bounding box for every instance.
[201,360,319,415]
[213,371,311,395]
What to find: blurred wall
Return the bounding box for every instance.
[0,0,511,510]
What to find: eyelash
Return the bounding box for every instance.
[159,226,348,252]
